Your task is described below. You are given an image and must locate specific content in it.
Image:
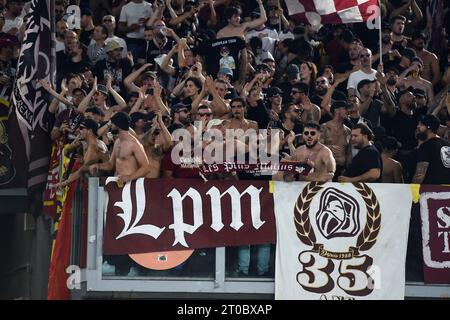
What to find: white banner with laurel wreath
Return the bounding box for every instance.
[274,182,412,300]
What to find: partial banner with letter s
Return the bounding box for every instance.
[420,185,450,284]
[274,182,412,300]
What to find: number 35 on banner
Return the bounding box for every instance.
[297,251,380,297]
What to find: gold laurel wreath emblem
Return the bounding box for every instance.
[294,182,381,258]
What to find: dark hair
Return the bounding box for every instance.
[185,77,203,92]
[354,123,374,141]
[225,6,241,21]
[281,103,297,119]
[98,24,109,38]
[391,15,407,24]
[304,121,321,132]
[198,105,211,112]
[86,106,105,117]
[230,97,246,107]
[292,82,310,95]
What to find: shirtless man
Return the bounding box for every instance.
[280,122,336,182]
[411,30,440,86]
[398,58,434,102]
[78,75,127,121]
[89,112,150,183]
[381,136,404,183]
[142,112,173,178]
[216,0,267,39]
[54,119,109,189]
[321,101,352,179]
[224,97,258,131]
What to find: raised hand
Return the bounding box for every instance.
[39,79,53,92]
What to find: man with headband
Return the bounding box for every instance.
[89,112,150,183]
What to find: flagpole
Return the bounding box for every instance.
[378,0,383,66]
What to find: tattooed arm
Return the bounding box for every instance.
[412,161,429,184]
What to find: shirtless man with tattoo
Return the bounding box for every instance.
[320,101,352,179]
[89,112,150,183]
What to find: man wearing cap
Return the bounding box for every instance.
[100,15,128,59]
[381,136,404,183]
[411,30,440,86]
[168,103,191,134]
[411,88,428,117]
[142,112,173,179]
[278,64,300,102]
[357,79,385,127]
[321,101,352,180]
[264,87,283,128]
[93,40,133,96]
[55,119,109,189]
[217,0,267,39]
[347,48,377,98]
[78,75,127,121]
[398,57,434,102]
[412,115,450,184]
[89,112,150,183]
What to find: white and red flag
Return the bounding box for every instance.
[285,0,380,26]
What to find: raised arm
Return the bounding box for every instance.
[124,63,152,93]
[242,0,267,31]
[77,77,98,113]
[160,44,178,76]
[106,75,127,111]
[40,79,74,110]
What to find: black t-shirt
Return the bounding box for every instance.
[391,109,420,150]
[417,137,450,184]
[345,144,382,182]
[139,39,173,66]
[197,37,246,81]
[93,58,132,96]
[79,29,94,47]
[247,100,270,129]
[361,98,383,128]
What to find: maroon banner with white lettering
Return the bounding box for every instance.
[103,178,276,255]
[420,185,450,284]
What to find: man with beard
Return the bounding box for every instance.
[224,97,258,131]
[290,82,321,123]
[142,112,173,179]
[373,22,402,70]
[93,40,132,97]
[321,101,352,180]
[338,123,382,183]
[412,115,450,184]
[89,112,150,183]
[345,95,373,129]
[281,103,304,137]
[311,75,347,124]
[280,122,335,182]
[335,40,363,92]
[55,20,69,52]
[168,103,191,134]
[410,30,440,86]
[347,48,377,98]
[2,0,25,35]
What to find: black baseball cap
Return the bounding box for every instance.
[411,30,427,41]
[171,103,190,114]
[357,79,376,93]
[420,115,440,133]
[401,48,416,61]
[412,88,426,98]
[79,119,99,135]
[267,87,282,98]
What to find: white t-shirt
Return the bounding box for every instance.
[55,39,65,52]
[246,28,279,42]
[347,69,377,98]
[119,1,153,39]
[3,16,23,35]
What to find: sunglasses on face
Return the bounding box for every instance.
[303,131,317,136]
[360,54,371,58]
[199,113,212,117]
[103,19,113,23]
[316,80,326,85]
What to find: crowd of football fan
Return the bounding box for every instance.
[0,0,449,276]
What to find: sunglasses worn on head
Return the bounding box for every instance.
[303,131,317,136]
